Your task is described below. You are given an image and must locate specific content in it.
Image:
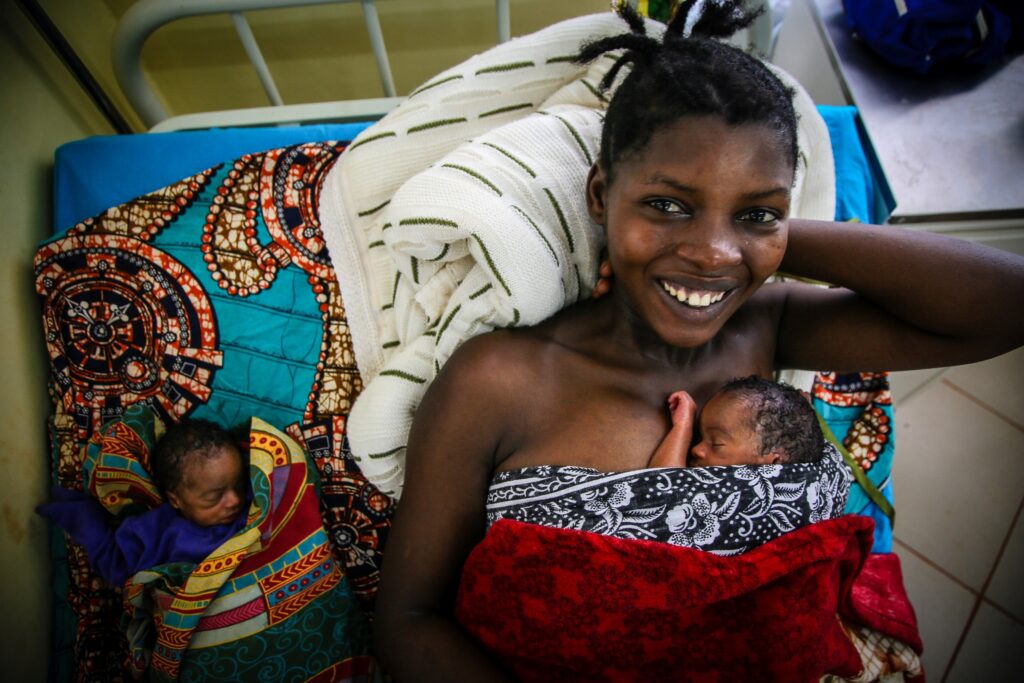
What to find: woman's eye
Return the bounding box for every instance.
[647,198,687,215]
[739,208,780,224]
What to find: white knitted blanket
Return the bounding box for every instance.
[319,13,835,498]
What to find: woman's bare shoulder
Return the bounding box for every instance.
[430,301,615,426]
[440,326,562,392]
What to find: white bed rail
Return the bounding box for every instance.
[114,0,511,131]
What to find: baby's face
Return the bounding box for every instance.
[689,393,773,467]
[168,445,246,527]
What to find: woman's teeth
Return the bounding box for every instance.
[661,281,726,308]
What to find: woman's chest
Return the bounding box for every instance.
[499,336,774,472]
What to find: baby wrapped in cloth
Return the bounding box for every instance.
[458,388,920,680]
[44,406,374,682]
[485,378,849,552]
[458,448,922,682]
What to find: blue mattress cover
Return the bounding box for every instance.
[54,122,375,231]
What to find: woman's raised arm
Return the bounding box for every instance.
[773,218,1024,372]
[373,335,518,682]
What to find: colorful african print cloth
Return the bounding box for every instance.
[123,417,373,682]
[487,442,851,555]
[813,372,897,552]
[36,140,392,680]
[827,619,924,683]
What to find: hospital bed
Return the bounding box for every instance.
[37,0,903,680]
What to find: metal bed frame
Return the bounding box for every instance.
[113,0,511,132]
[112,0,775,133]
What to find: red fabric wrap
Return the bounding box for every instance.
[846,552,924,654]
[456,516,876,682]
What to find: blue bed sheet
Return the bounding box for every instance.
[54,123,375,231]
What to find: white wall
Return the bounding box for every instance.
[0,2,114,679]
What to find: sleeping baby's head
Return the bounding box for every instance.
[153,419,247,527]
[689,377,825,468]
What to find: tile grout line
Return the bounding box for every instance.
[982,596,1024,628]
[893,368,948,405]
[892,537,979,598]
[940,493,1024,683]
[940,378,1024,434]
[942,599,983,683]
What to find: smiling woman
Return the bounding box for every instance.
[590,116,792,351]
[371,1,1024,680]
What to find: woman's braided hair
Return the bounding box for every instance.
[574,0,798,183]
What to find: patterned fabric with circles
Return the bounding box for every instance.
[35,141,389,681]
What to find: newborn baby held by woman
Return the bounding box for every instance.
[374,1,1024,680]
[649,376,826,469]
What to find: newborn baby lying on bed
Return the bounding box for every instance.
[485,376,846,555]
[153,419,249,528]
[649,375,825,469]
[38,420,248,585]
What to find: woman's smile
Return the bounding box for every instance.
[659,280,731,309]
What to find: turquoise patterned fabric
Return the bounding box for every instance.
[39,129,377,681]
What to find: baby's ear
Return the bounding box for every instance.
[761,452,784,465]
[166,490,182,510]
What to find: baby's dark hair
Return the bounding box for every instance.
[152,419,237,495]
[717,376,825,464]
[574,0,797,183]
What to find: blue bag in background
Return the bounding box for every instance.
[842,0,1015,74]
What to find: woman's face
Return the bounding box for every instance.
[588,116,793,349]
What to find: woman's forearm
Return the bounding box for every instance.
[781,219,1024,351]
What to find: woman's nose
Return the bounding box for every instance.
[673,217,742,272]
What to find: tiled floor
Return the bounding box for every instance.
[888,346,1024,681]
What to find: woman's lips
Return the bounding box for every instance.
[659,279,731,309]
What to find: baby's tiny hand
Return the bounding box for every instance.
[667,391,697,427]
[648,391,697,469]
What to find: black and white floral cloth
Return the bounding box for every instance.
[486,443,852,555]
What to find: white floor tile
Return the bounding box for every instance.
[942,346,1024,429]
[984,510,1024,622]
[945,603,1024,682]
[889,367,946,404]
[893,543,976,679]
[891,382,1024,590]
